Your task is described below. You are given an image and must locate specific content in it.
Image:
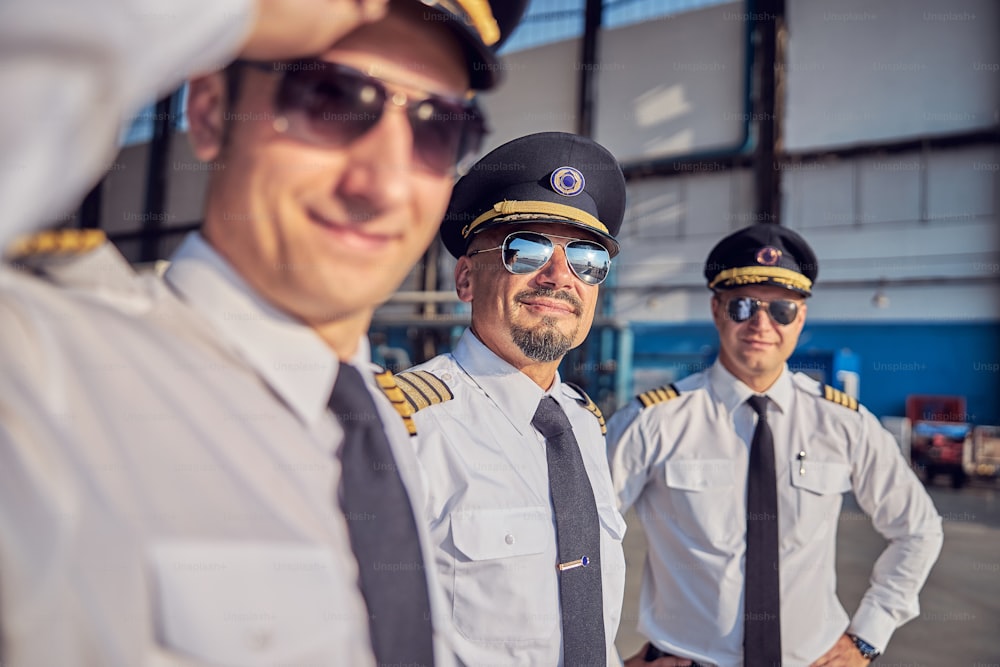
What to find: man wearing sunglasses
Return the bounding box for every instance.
[0,1,526,666]
[606,224,943,667]
[393,132,628,666]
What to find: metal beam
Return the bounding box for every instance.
[752,0,785,225]
[576,0,603,137]
[139,93,177,262]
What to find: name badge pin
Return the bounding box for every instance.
[797,451,807,475]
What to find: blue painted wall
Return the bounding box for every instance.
[627,321,1000,425]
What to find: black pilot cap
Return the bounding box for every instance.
[704,223,819,296]
[440,131,627,258]
[416,0,529,89]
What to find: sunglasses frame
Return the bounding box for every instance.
[236,59,488,176]
[723,295,802,326]
[468,230,612,286]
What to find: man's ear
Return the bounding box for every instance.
[710,293,724,326]
[186,72,228,162]
[455,256,475,303]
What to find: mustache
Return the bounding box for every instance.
[515,288,583,315]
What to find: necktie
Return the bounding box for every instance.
[744,395,782,667]
[531,396,606,666]
[331,364,434,666]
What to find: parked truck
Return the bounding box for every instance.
[906,395,1000,488]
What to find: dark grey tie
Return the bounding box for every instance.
[744,395,781,667]
[330,364,434,666]
[531,396,606,666]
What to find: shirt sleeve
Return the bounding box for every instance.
[606,400,656,513]
[846,407,944,651]
[0,0,255,246]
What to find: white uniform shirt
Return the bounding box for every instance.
[606,361,943,667]
[0,233,455,666]
[406,330,627,667]
[0,0,253,245]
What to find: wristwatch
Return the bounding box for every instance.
[849,634,881,661]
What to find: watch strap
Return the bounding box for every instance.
[849,634,881,661]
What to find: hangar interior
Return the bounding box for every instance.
[69,0,1000,425]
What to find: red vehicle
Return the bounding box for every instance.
[906,395,970,489]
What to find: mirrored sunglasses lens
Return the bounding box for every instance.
[278,65,383,145]
[503,233,553,274]
[728,297,755,322]
[769,300,799,325]
[566,242,611,285]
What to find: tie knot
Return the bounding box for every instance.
[532,396,573,439]
[747,394,769,417]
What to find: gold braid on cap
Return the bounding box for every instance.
[460,200,609,239]
[438,0,500,46]
[709,266,812,293]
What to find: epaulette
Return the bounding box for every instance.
[6,229,106,264]
[374,369,417,435]
[636,384,681,409]
[564,382,606,435]
[394,370,454,416]
[822,384,859,411]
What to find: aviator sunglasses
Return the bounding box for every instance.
[239,59,487,175]
[468,231,612,286]
[725,296,801,326]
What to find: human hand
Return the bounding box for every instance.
[623,642,694,667]
[809,633,872,667]
[241,0,389,61]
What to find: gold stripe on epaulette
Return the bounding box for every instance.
[564,382,607,436]
[823,384,859,411]
[395,370,454,414]
[7,229,106,261]
[375,369,417,435]
[586,400,607,435]
[637,385,680,409]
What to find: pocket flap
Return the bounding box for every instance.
[665,459,735,491]
[149,541,341,666]
[451,507,552,561]
[789,460,852,495]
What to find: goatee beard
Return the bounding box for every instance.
[511,319,575,362]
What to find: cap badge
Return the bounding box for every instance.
[550,166,585,196]
[756,246,782,266]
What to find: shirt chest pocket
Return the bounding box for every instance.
[787,460,853,544]
[663,459,738,547]
[450,507,559,642]
[149,542,364,667]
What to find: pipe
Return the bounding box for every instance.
[615,324,634,410]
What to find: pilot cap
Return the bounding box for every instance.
[441,131,627,257]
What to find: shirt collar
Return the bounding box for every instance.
[708,359,793,415]
[453,329,557,435]
[164,233,339,426]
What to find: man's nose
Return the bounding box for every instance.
[334,107,414,218]
[534,245,576,289]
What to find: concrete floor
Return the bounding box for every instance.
[615,482,1000,666]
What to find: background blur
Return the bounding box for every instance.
[58,0,1000,662]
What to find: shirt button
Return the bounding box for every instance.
[505,533,515,545]
[441,372,452,382]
